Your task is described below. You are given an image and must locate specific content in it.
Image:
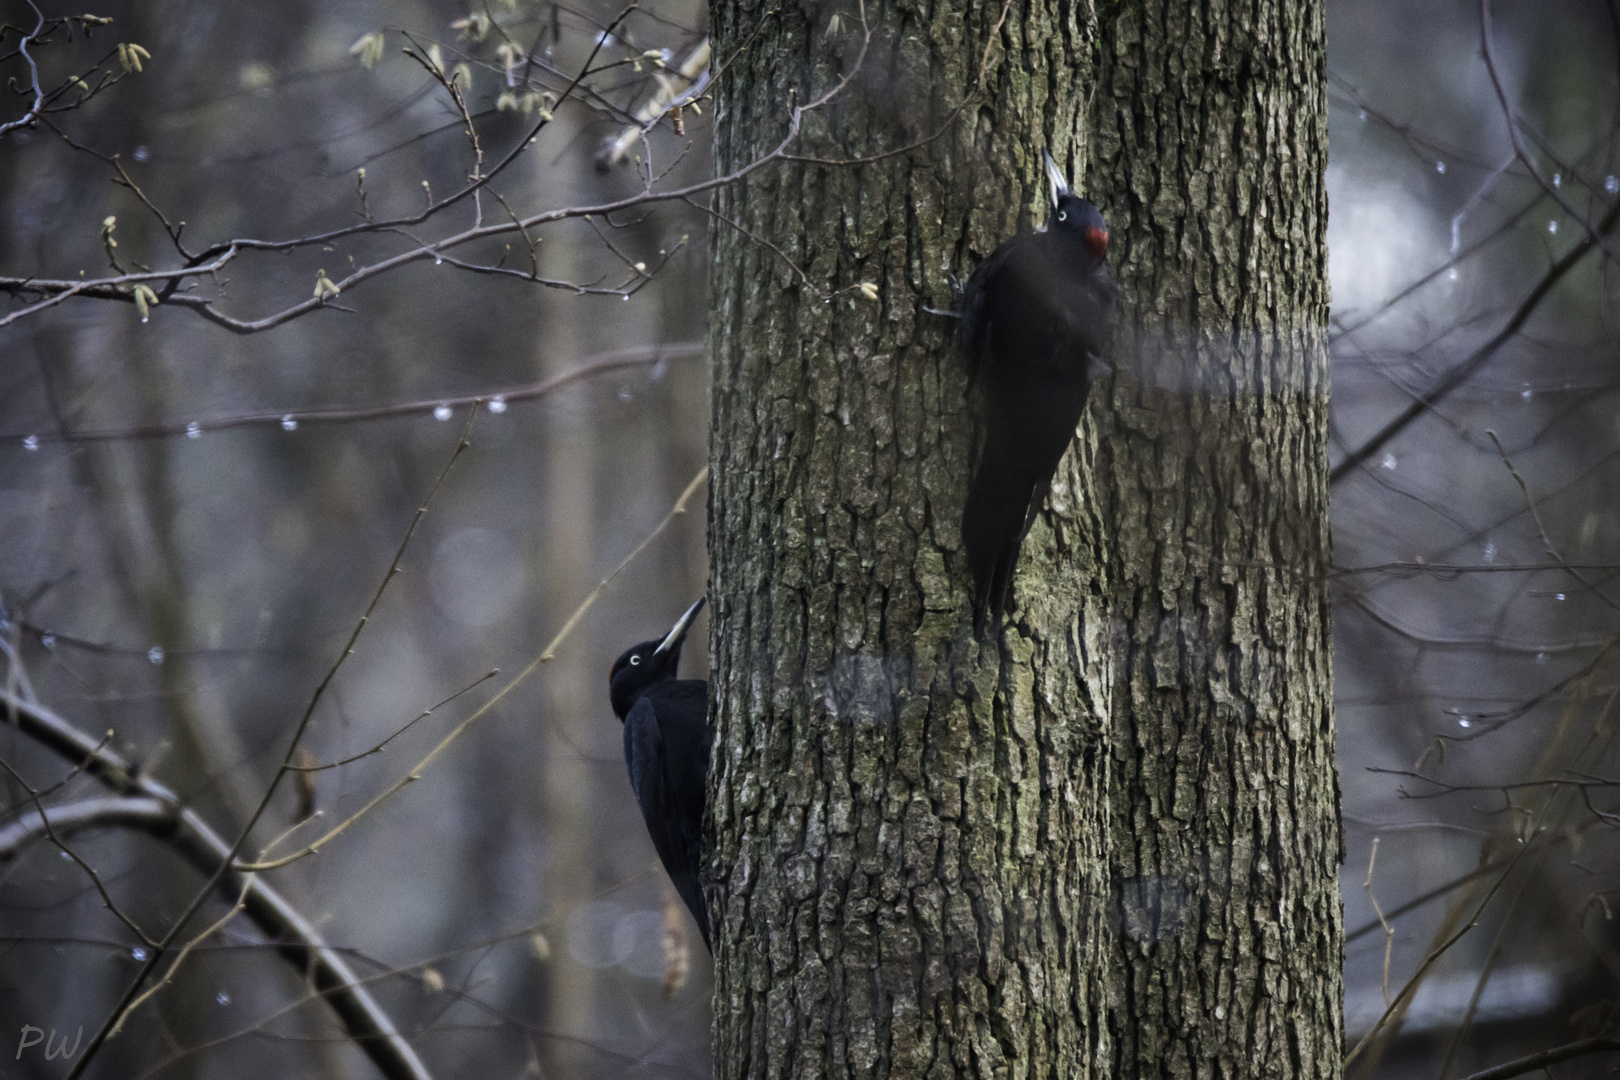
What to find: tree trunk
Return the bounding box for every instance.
[1087,5,1342,1079]
[705,2,1339,1078]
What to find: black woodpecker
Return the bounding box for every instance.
[959,149,1118,634]
[607,596,712,952]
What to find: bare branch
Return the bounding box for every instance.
[1480,0,1620,266]
[0,0,877,339]
[1361,838,1395,1006]
[1372,767,1620,799]
[0,1,46,138]
[1457,1035,1620,1080]
[0,693,432,1080]
[1330,194,1620,484]
[0,752,158,945]
[2,342,701,444]
[1327,69,1513,172]
[0,795,173,861]
[113,806,338,1037]
[1487,430,1620,611]
[1345,856,1513,944]
[0,249,238,330]
[1332,560,1620,579]
[59,414,477,1080]
[177,4,644,265]
[290,669,500,773]
[1342,840,1532,1069]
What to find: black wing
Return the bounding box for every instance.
[960,237,1116,632]
[958,236,1024,383]
[622,681,712,951]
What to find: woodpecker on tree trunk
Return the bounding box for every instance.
[959,149,1118,634]
[607,597,712,952]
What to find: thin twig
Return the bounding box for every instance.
[0,723,110,824]
[682,194,823,296]
[0,751,157,945]
[1457,1036,1620,1080]
[61,413,476,1080]
[1341,839,1531,1069]
[2,343,700,444]
[1361,838,1394,1006]
[1487,430,1620,611]
[1345,855,1511,944]
[1331,561,1620,579]
[104,149,193,261]
[400,32,487,226]
[1480,0,1620,266]
[113,871,254,1035]
[111,808,327,1035]
[290,669,499,773]
[1329,195,1620,484]
[0,693,432,1080]
[234,466,709,872]
[0,1,46,138]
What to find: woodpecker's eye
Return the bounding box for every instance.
[629,655,642,665]
[1058,211,1067,222]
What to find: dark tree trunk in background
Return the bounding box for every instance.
[706,2,1339,1077]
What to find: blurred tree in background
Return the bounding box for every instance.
[2,0,1620,1079]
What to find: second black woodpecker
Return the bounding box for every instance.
[959,149,1118,633]
[608,596,712,952]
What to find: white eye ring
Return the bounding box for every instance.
[1058,211,1067,221]
[629,655,641,666]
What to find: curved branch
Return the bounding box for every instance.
[0,796,175,859]
[0,697,433,1080]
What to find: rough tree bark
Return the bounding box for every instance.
[1087,5,1341,1079]
[705,3,1339,1079]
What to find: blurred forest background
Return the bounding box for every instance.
[1,0,1618,1078]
